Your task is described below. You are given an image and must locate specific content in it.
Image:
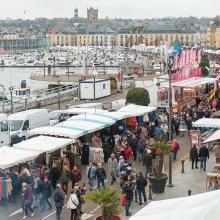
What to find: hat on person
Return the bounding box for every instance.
[147,149,152,154]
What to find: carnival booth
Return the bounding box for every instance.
[129,190,220,220]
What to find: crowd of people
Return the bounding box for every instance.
[1,100,219,219]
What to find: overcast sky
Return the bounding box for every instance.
[0,0,219,19]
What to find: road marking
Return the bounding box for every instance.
[81,213,94,220]
[8,208,23,217]
[90,205,102,214]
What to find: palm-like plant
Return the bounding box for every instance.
[86,187,120,220]
[152,141,171,178]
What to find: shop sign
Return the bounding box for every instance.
[190,130,201,148]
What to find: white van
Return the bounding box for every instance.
[0,114,10,147]
[8,109,49,145]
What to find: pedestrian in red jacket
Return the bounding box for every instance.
[121,144,133,161]
[171,140,180,161]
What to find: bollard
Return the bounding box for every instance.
[181,160,185,173]
[188,189,192,196]
[149,184,152,200]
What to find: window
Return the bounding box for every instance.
[103,84,106,90]
[9,120,23,131]
[22,120,29,131]
[0,121,8,132]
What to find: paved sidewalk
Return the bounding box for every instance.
[124,149,216,220]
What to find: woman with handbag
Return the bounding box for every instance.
[67,188,79,220]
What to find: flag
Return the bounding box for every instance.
[208,89,215,102]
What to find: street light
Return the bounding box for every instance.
[155,55,174,187]
[57,80,61,110]
[167,56,174,188]
[0,84,5,113]
[9,86,14,114]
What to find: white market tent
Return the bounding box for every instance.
[192,118,220,128]
[118,104,157,117]
[14,136,74,153]
[0,146,40,169]
[63,108,108,115]
[129,190,220,220]
[203,130,220,143]
[29,113,118,139]
[172,77,216,88]
[29,126,84,139]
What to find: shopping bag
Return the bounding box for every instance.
[121,195,126,206]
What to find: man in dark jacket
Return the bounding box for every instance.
[50,164,61,190]
[96,163,106,188]
[53,184,65,220]
[127,134,138,161]
[40,176,52,212]
[143,149,153,177]
[199,145,209,172]
[190,145,199,169]
[136,172,147,205]
[123,176,135,216]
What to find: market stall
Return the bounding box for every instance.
[203,130,220,143]
[129,190,220,220]
[118,104,157,117]
[0,146,40,169]
[192,118,220,129]
[14,136,74,153]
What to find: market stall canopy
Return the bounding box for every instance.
[0,146,40,169]
[192,118,220,128]
[14,136,74,153]
[203,130,220,143]
[63,108,108,115]
[172,77,215,88]
[29,126,84,139]
[29,113,118,139]
[162,77,216,88]
[118,104,157,117]
[129,190,220,220]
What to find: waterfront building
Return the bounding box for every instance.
[0,33,51,51]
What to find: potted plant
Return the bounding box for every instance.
[148,140,170,193]
[86,187,121,220]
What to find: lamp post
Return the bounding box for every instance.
[0,84,5,113]
[167,56,174,187]
[9,86,14,114]
[57,80,61,110]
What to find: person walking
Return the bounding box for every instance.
[60,165,70,195]
[87,162,97,191]
[54,184,65,220]
[50,164,61,191]
[70,166,82,189]
[171,140,180,161]
[116,156,124,177]
[67,188,79,220]
[123,176,135,216]
[190,145,199,169]
[199,145,209,172]
[127,134,138,161]
[143,149,153,177]
[107,154,118,185]
[136,172,147,205]
[40,176,53,212]
[121,144,133,162]
[96,163,107,188]
[22,183,34,219]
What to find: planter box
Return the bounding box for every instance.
[148,174,168,193]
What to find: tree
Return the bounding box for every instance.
[199,52,209,76]
[126,87,150,106]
